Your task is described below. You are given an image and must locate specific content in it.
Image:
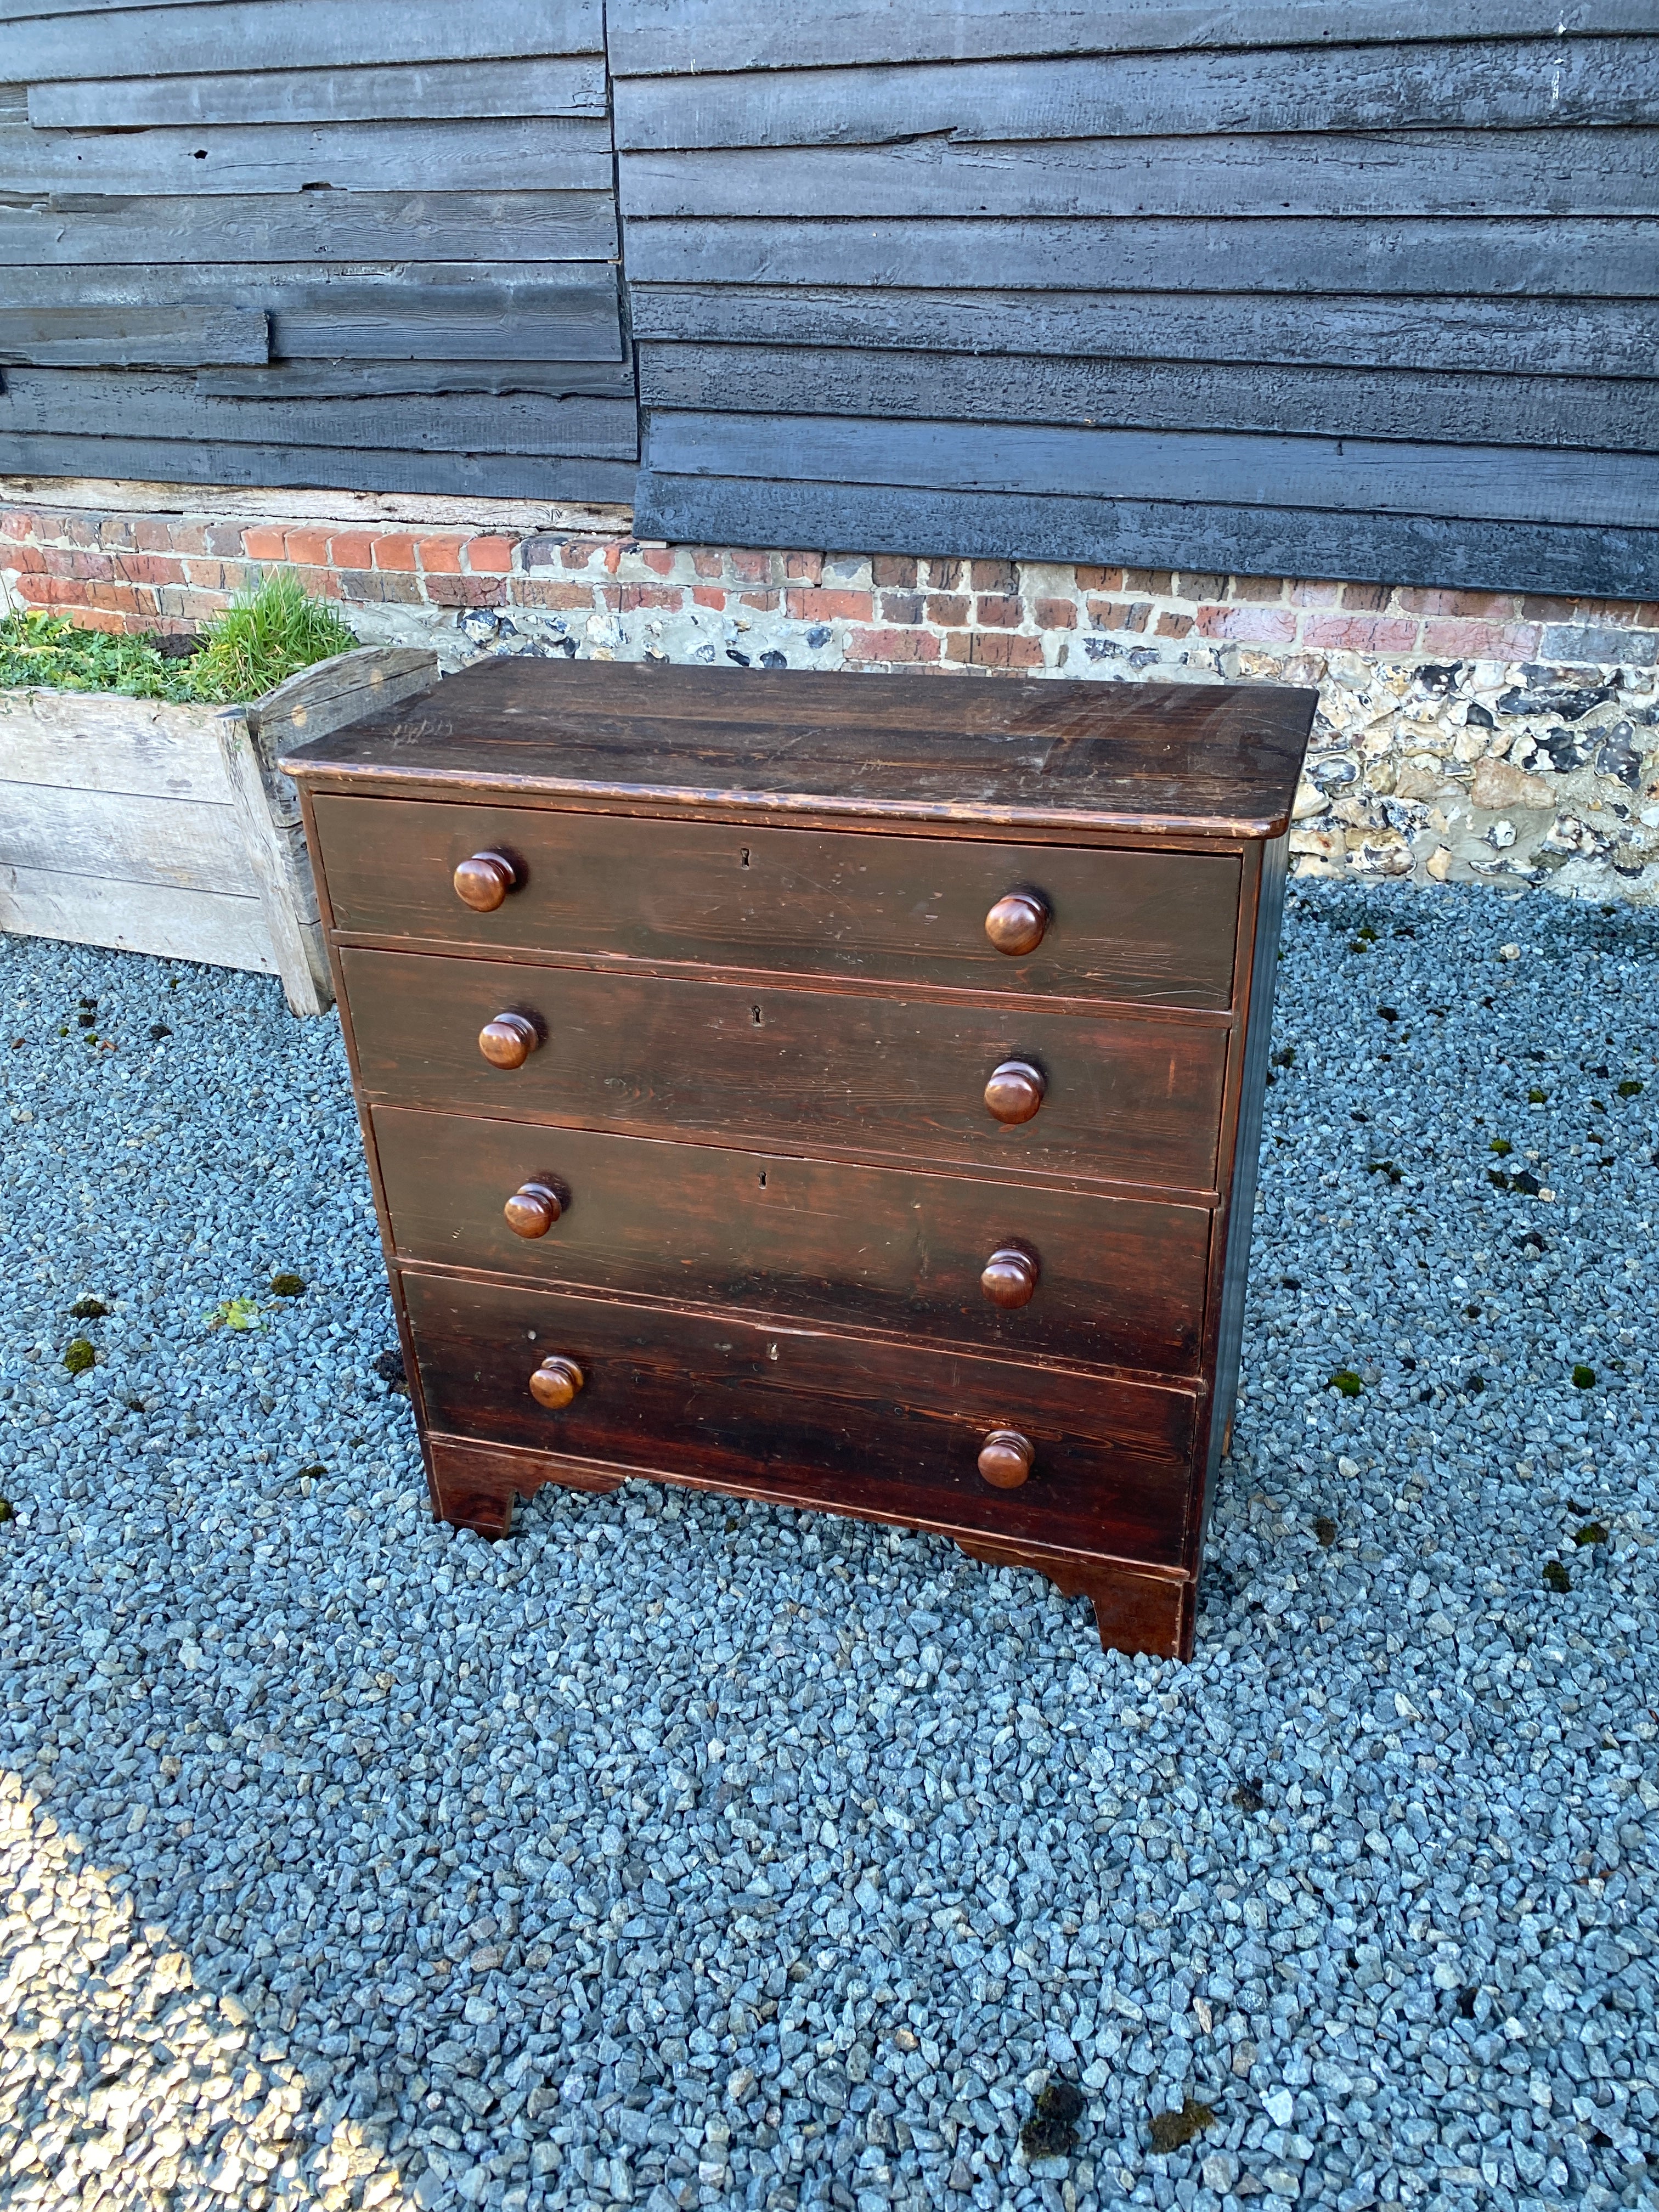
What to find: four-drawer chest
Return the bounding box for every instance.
[281,659,1314,1659]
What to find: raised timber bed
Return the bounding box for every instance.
[0,645,437,1013]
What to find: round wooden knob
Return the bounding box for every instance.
[478,1012,538,1069]
[984,1059,1046,1125]
[504,1181,562,1237]
[985,892,1048,957]
[454,851,518,912]
[981,1246,1039,1308]
[978,1429,1034,1489]
[529,1355,584,1410]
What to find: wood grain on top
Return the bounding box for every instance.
[278,658,1317,837]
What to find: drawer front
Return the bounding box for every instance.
[313,795,1239,1008]
[342,950,1227,1193]
[374,1107,1210,1374]
[402,1271,1198,1570]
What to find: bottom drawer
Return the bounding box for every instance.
[402,1269,1200,1571]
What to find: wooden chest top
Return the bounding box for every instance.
[280,656,1313,840]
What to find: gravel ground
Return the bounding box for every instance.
[1,879,1656,2212]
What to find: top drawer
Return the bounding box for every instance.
[309,796,1240,1009]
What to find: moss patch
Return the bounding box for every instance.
[1148,2099,1216,2154]
[62,1339,95,1374]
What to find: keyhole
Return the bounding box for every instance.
[751,1005,763,1025]
[740,847,751,867]
[758,1171,766,1188]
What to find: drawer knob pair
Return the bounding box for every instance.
[529,1355,584,1409]
[984,892,1049,957]
[454,851,520,912]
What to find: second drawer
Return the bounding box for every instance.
[342,949,1228,1192]
[373,1107,1212,1373]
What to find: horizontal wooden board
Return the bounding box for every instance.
[645,411,1657,529]
[0,433,637,501]
[0,862,276,973]
[626,216,1659,300]
[0,371,639,462]
[0,689,233,803]
[0,305,268,368]
[311,792,1240,1006]
[374,1107,1214,1372]
[29,57,607,130]
[633,471,1659,600]
[629,285,1657,380]
[196,358,636,400]
[0,117,611,198]
[1,264,624,365]
[613,37,1659,147]
[0,190,618,267]
[2,0,601,76]
[638,342,1659,455]
[606,1,1658,74]
[341,947,1229,1193]
[618,128,1659,219]
[0,783,256,896]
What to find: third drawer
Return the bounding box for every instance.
[373,1106,1212,1374]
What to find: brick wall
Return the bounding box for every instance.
[4,489,1657,904]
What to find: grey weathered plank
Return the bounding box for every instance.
[625,216,1659,299]
[644,410,1658,529]
[0,864,276,974]
[0,687,233,804]
[0,370,639,461]
[0,306,268,369]
[637,342,1659,454]
[2,265,623,365]
[0,781,256,897]
[0,432,636,503]
[2,0,601,76]
[0,190,618,268]
[613,37,1659,148]
[618,128,1659,219]
[632,471,1657,599]
[0,117,611,198]
[30,57,607,129]
[627,285,1658,379]
[606,0,1659,76]
[197,359,636,399]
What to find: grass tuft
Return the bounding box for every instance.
[0,571,357,705]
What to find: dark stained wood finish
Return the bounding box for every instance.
[343,947,1228,1192]
[280,657,1315,840]
[400,1268,1198,1570]
[309,789,1240,1006]
[371,1104,1211,1371]
[286,656,1314,1659]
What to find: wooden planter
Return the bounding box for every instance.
[0,645,437,1013]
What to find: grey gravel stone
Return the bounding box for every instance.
[1,883,1656,2212]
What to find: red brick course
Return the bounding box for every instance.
[3,498,1655,679]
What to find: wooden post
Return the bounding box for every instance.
[217,646,438,1014]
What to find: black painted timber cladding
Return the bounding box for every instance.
[3,1,1657,596]
[0,0,636,503]
[616,1,1659,596]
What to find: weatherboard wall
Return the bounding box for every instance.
[614,1,1659,599]
[0,0,635,504]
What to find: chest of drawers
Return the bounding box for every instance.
[281,658,1313,1660]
